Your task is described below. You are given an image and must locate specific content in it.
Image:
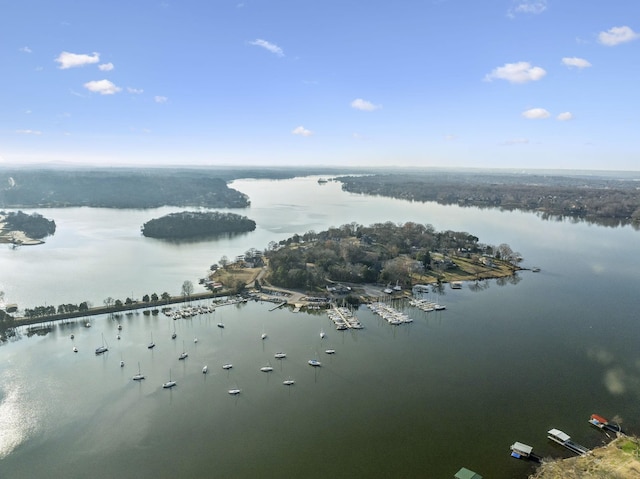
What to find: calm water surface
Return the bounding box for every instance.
[1,176,640,478]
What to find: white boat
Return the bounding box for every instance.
[132,362,145,381]
[73,346,78,353]
[147,332,155,349]
[325,349,336,354]
[217,322,225,328]
[193,338,198,343]
[95,333,108,355]
[120,359,125,367]
[179,341,188,360]
[117,323,122,330]
[320,329,326,339]
[202,365,208,374]
[171,325,177,340]
[261,332,267,340]
[116,334,121,340]
[283,379,295,386]
[260,365,273,372]
[222,363,233,370]
[162,369,176,389]
[308,359,322,367]
[228,388,241,395]
[274,352,287,359]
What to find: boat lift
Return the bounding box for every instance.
[547,428,590,456]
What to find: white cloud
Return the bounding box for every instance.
[292,126,313,137]
[249,39,284,57]
[501,138,529,146]
[561,57,591,69]
[16,129,42,135]
[598,26,640,46]
[127,87,144,94]
[83,79,121,95]
[522,108,550,119]
[98,62,114,71]
[508,0,547,17]
[19,46,32,53]
[557,112,573,121]
[154,96,168,103]
[55,51,100,69]
[350,98,381,111]
[484,62,546,83]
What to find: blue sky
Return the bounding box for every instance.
[2,0,639,170]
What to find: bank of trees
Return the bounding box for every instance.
[141,211,256,239]
[0,210,56,239]
[265,221,510,291]
[0,169,250,209]
[337,173,640,227]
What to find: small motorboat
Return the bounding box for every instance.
[274,352,287,359]
[202,365,208,374]
[308,359,322,367]
[217,322,225,329]
[73,346,78,353]
[228,388,241,395]
[325,349,336,354]
[283,379,295,386]
[260,366,273,372]
[222,364,233,370]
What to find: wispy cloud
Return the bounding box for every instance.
[127,87,144,94]
[557,112,573,121]
[249,39,284,57]
[561,57,591,69]
[444,134,457,141]
[522,108,550,119]
[508,0,547,18]
[154,96,168,103]
[16,129,42,135]
[292,126,313,137]
[19,46,32,53]
[598,26,640,46]
[83,79,121,95]
[98,62,114,71]
[55,51,100,69]
[484,62,546,83]
[501,138,529,146]
[350,98,381,111]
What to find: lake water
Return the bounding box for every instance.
[1,175,640,478]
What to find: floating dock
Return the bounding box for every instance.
[547,428,590,456]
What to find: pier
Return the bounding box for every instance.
[547,428,590,456]
[327,306,363,330]
[367,302,414,325]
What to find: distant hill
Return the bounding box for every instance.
[0,169,250,208]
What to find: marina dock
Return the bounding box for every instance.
[327,306,363,330]
[367,302,414,325]
[547,428,590,456]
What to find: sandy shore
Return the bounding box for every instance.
[0,227,44,246]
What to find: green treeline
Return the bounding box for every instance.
[265,222,514,290]
[337,173,640,227]
[1,210,56,238]
[0,169,250,208]
[141,211,256,239]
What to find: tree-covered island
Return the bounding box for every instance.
[141,211,256,239]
